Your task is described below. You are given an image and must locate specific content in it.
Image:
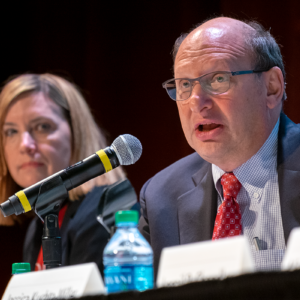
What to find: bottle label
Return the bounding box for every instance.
[104,265,153,293]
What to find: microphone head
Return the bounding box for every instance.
[112,134,142,165]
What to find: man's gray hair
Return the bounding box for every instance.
[172,19,287,101]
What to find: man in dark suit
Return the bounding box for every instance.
[139,17,300,275]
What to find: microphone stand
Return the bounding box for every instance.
[35,175,69,269]
[42,214,61,269]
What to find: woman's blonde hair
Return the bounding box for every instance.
[0,73,126,225]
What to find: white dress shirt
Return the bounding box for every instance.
[212,118,286,271]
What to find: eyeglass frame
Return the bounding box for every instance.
[162,69,270,101]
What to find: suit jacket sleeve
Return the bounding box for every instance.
[138,178,152,245]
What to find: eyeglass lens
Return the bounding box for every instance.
[165,72,231,101]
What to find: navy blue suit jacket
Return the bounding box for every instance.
[139,113,300,275]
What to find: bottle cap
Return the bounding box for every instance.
[115,210,138,225]
[12,263,31,274]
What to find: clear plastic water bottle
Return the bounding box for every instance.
[103,210,153,293]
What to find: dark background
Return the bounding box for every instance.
[1,0,300,294]
[2,0,299,194]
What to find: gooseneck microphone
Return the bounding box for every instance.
[0,134,142,218]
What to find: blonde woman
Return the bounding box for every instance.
[0,73,128,275]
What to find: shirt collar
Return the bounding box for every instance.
[212,117,280,192]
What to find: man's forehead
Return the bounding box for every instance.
[175,18,254,65]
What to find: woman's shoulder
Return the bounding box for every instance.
[70,179,138,228]
[71,185,107,220]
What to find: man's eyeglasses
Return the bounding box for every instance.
[162,70,269,101]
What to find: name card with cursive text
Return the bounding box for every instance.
[2,262,105,300]
[157,236,255,288]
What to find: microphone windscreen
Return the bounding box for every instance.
[112,134,142,165]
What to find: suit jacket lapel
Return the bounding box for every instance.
[60,199,83,264]
[23,217,44,271]
[278,113,300,243]
[177,162,218,245]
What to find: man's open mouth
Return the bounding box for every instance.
[198,123,221,132]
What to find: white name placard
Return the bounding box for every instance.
[282,227,300,271]
[157,236,255,288]
[2,262,106,300]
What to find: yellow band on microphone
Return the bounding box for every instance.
[15,191,31,212]
[96,150,112,172]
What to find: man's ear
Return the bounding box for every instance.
[265,66,284,109]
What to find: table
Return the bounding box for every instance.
[57,269,300,300]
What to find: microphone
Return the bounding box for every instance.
[0,134,142,218]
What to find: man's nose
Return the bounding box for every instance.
[20,132,37,154]
[188,83,213,113]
